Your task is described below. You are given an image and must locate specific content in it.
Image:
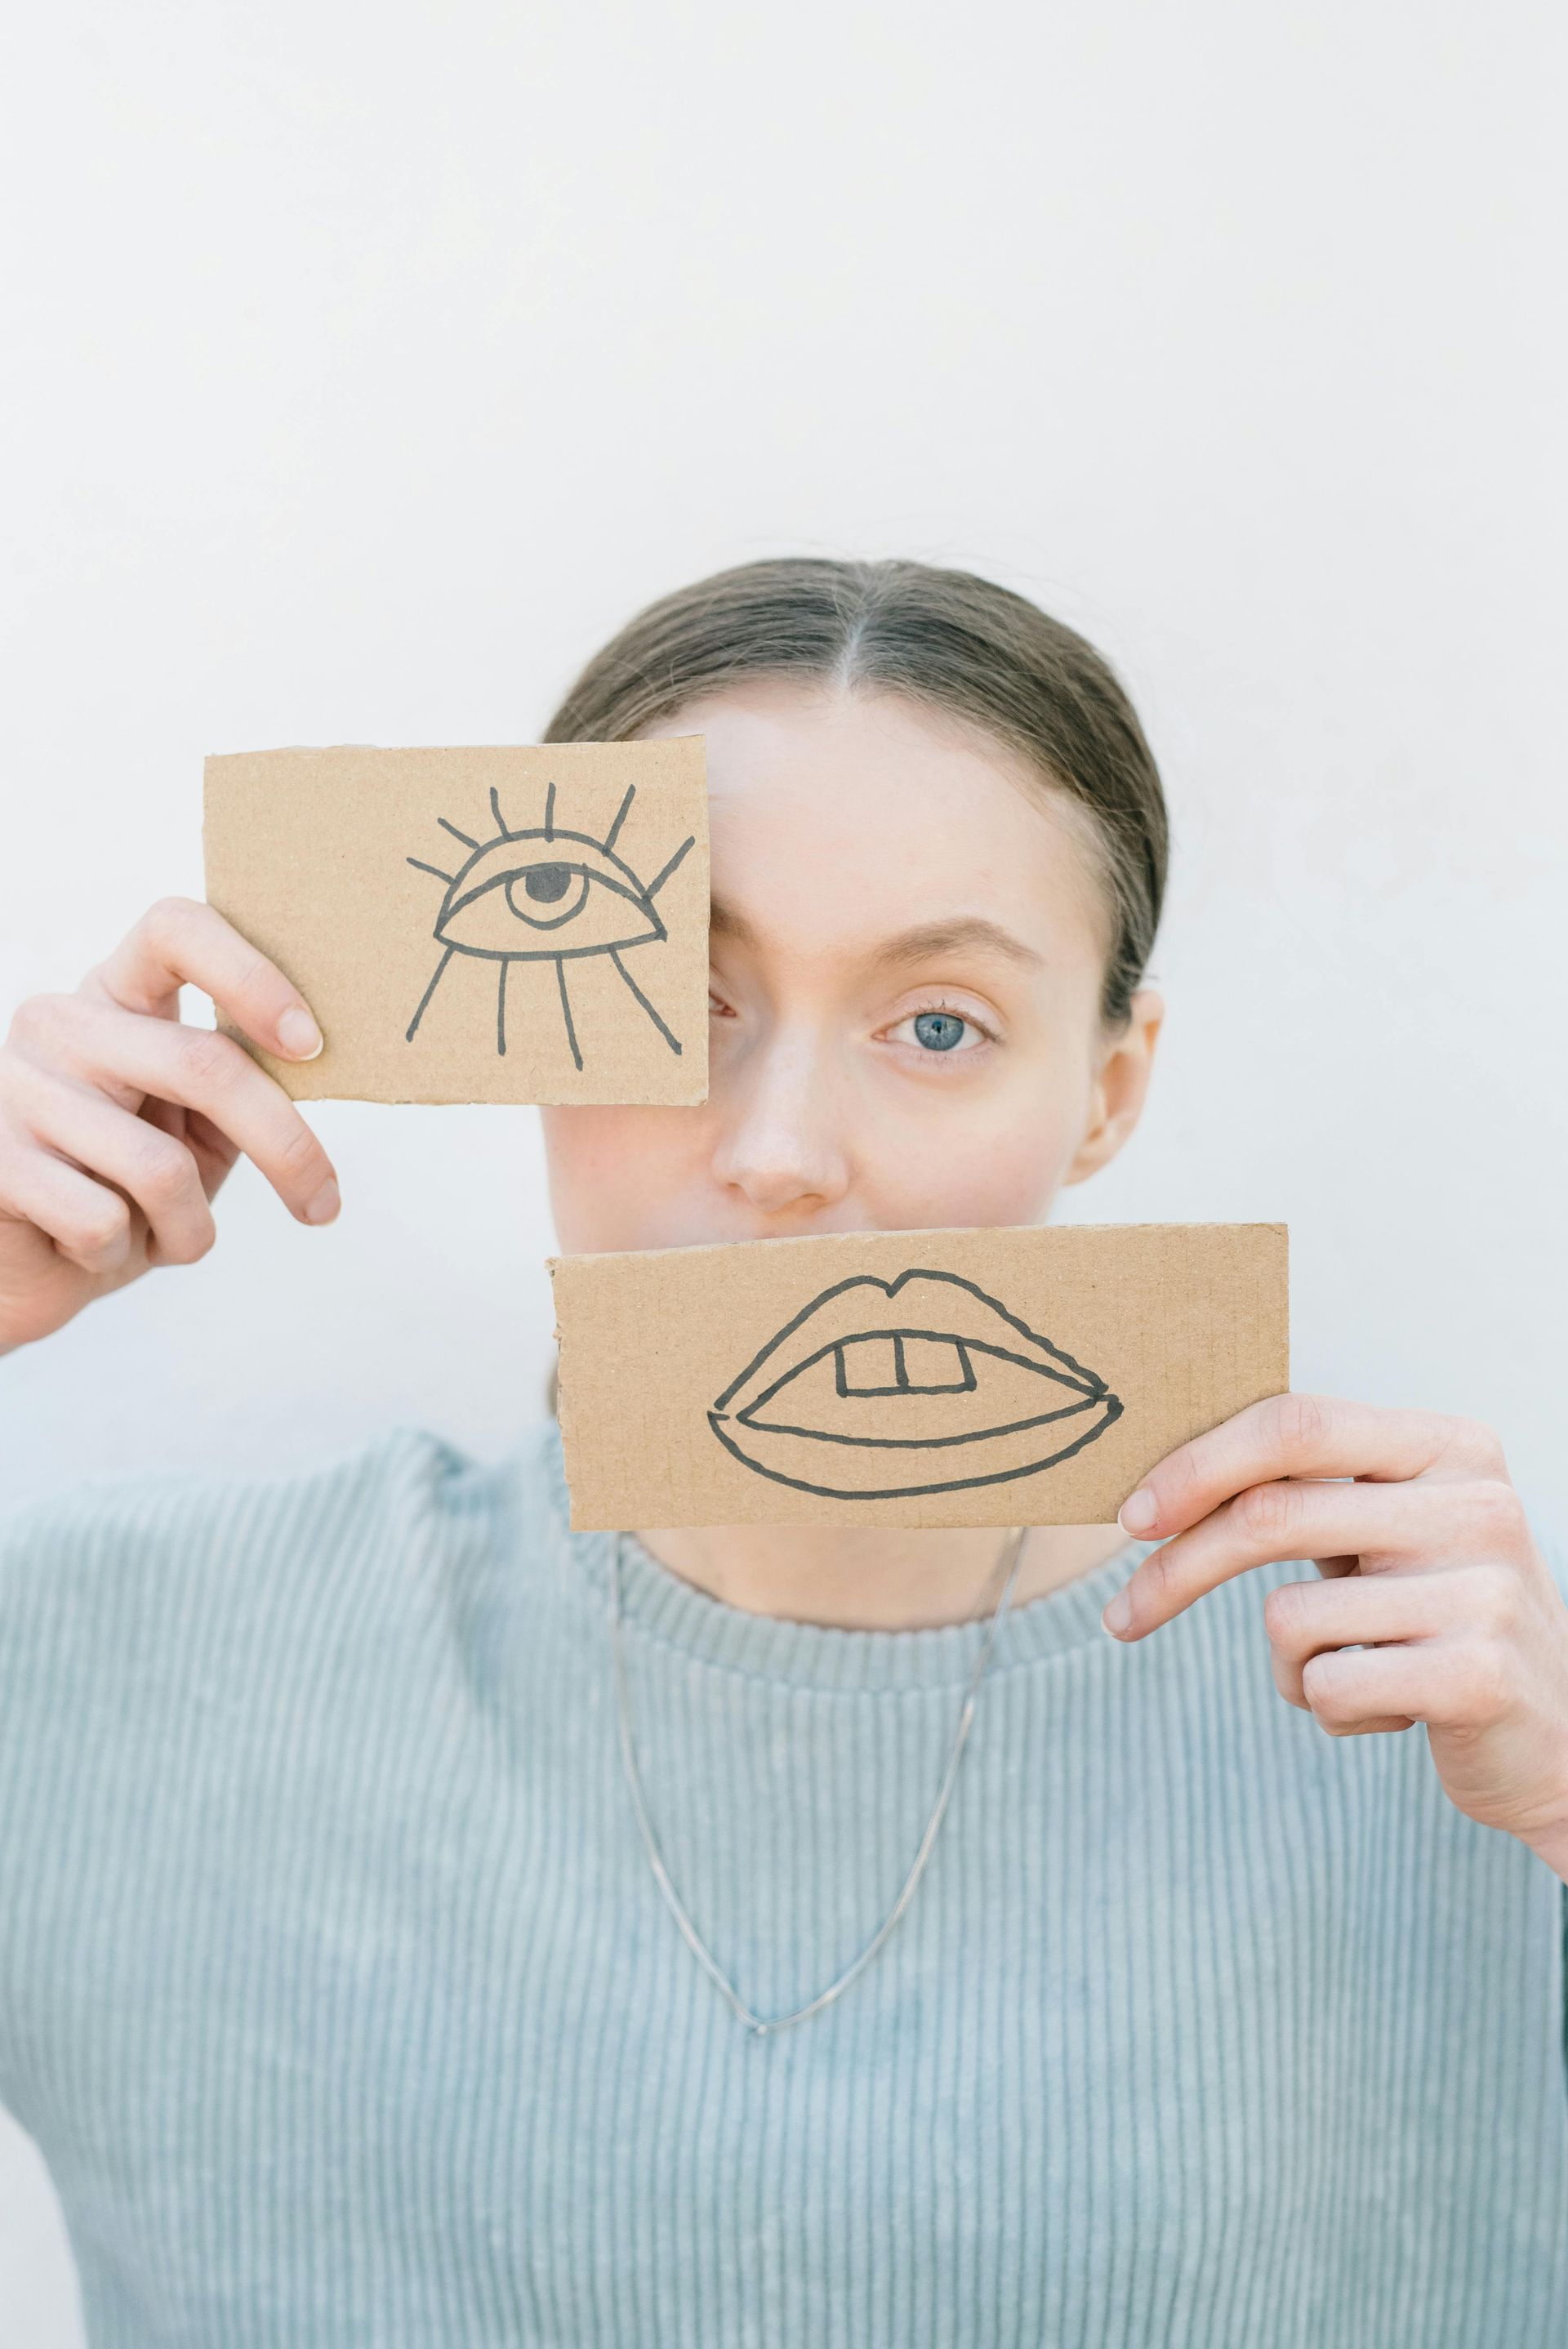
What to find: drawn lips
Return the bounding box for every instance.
[707,1268,1122,1500]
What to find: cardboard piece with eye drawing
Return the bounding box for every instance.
[203,740,709,1105]
[552,1222,1290,1529]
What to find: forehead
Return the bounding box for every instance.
[639,680,1107,968]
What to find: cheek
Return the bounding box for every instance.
[541,1106,714,1252]
[862,1082,1085,1230]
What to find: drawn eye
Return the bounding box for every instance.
[404,781,696,1070]
[708,1268,1121,1500]
[430,807,668,957]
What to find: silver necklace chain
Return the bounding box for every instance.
[610,1525,1030,2039]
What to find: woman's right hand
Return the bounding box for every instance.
[0,897,341,1353]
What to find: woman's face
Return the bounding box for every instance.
[542,680,1160,1253]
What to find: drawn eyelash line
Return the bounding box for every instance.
[403,782,696,1071]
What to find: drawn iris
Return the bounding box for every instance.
[494,864,590,929]
[404,780,695,1068]
[515,864,573,906]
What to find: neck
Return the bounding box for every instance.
[633,1521,1131,1632]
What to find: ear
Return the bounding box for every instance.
[1062,989,1164,1186]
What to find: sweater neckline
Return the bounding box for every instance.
[537,1424,1152,1694]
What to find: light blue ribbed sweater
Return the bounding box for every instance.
[0,1421,1564,2346]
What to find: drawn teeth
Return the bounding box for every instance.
[835,1335,974,1396]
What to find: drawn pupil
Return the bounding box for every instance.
[523,863,572,903]
[914,1012,964,1051]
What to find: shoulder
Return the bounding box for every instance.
[0,1419,571,1680]
[0,1422,464,1589]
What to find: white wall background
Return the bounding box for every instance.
[2,2,1564,2336]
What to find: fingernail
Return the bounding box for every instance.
[303,1178,340,1225]
[277,1007,323,1059]
[1118,1488,1158,1536]
[1102,1590,1134,1638]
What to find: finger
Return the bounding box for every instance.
[82,896,324,1061]
[1258,1559,1530,1709]
[1262,1567,1499,1707]
[32,996,340,1225]
[138,1096,242,1199]
[1271,1643,1417,1732]
[16,1069,216,1266]
[1106,1475,1529,1638]
[0,1139,134,1277]
[1299,1640,1511,1736]
[1117,1393,1506,1542]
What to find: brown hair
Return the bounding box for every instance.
[544,555,1167,1023]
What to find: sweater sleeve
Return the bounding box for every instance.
[0,1428,496,2133]
[0,1482,120,2109]
[0,1444,385,2110]
[0,1473,207,2093]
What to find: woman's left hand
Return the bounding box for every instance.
[1102,1396,1568,1882]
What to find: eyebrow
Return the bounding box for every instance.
[707,900,1043,971]
[708,898,761,947]
[871,916,1044,972]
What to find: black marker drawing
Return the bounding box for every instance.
[403,781,695,1068]
[708,1268,1121,1500]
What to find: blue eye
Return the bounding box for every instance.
[913,1011,966,1051]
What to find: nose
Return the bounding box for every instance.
[710,1025,853,1220]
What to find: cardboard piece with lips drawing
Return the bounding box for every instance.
[551,1223,1290,1530]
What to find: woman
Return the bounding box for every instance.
[1,558,1565,2347]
